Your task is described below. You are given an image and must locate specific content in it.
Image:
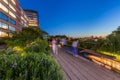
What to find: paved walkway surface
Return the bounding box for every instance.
[53,48,120,80]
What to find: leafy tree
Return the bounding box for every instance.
[106,26,120,53]
[99,26,120,54]
[4,27,47,47]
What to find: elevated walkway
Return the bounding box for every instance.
[53,48,120,80]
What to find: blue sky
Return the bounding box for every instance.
[20,0,120,37]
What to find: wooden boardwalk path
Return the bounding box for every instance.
[53,48,120,80]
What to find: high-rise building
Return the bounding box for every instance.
[24,9,40,28]
[0,0,29,37]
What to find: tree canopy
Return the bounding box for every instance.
[5,27,48,47]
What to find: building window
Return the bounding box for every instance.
[9,11,16,18]
[11,0,16,5]
[0,12,16,25]
[21,16,24,20]
[2,0,9,5]
[10,18,16,25]
[0,22,9,29]
[9,4,16,12]
[0,3,9,13]
[0,31,8,37]
[0,12,8,21]
[9,25,15,31]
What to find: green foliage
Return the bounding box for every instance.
[0,39,65,80]
[78,26,120,59]
[0,27,65,80]
[100,26,120,54]
[25,38,50,54]
[79,39,96,49]
[13,27,43,40]
[4,27,44,47]
[0,52,64,80]
[67,41,72,46]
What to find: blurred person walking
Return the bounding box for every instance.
[72,39,79,57]
[52,38,58,55]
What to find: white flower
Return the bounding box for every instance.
[12,62,17,68]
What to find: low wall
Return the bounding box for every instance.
[63,46,120,73]
[80,49,120,73]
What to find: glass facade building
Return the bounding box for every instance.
[0,0,29,37]
[24,9,40,28]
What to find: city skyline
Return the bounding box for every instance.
[20,0,120,37]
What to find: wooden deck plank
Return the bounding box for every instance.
[64,53,113,80]
[64,48,120,78]
[59,54,88,80]
[60,51,98,80]
[62,49,117,80]
[53,48,120,80]
[61,50,105,80]
[56,56,79,80]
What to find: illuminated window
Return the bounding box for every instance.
[9,11,16,18]
[0,31,8,37]
[25,20,27,23]
[29,24,38,26]
[21,16,24,20]
[9,26,15,31]
[0,3,9,13]
[24,15,28,19]
[0,22,9,29]
[2,0,8,4]
[9,4,16,12]
[11,0,16,5]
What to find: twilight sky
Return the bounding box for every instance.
[20,0,120,37]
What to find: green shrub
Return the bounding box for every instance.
[0,27,65,80]
[25,38,50,55]
[0,52,64,80]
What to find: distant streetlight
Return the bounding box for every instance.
[94,39,98,42]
